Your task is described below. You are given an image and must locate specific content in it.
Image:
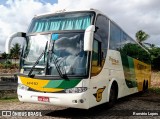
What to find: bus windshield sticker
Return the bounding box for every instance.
[52,34,59,41]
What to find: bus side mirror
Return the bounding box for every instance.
[84,25,95,51]
[5,32,26,54]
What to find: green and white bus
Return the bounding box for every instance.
[6,9,151,109]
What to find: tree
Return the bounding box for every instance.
[120,43,150,64]
[136,30,149,44]
[149,47,160,70]
[150,44,155,49]
[1,52,8,59]
[143,42,155,49]
[10,43,21,65]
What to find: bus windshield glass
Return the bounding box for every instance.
[28,12,94,33]
[49,32,88,77]
[23,34,50,66]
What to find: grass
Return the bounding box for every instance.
[0,96,18,102]
[0,91,18,102]
[148,87,160,94]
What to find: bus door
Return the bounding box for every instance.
[89,39,108,107]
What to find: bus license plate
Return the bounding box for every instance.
[38,96,50,102]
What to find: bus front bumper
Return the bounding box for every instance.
[17,89,89,109]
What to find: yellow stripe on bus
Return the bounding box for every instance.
[19,76,63,92]
[134,59,151,91]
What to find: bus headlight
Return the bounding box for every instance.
[18,84,29,91]
[65,87,87,93]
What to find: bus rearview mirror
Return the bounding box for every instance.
[84,25,95,51]
[5,32,26,54]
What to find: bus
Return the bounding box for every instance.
[5,9,151,109]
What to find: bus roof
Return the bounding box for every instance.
[33,8,102,18]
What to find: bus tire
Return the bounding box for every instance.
[145,81,148,92]
[143,80,148,92]
[108,82,118,107]
[143,80,145,92]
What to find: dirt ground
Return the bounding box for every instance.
[0,91,160,119]
[151,71,160,88]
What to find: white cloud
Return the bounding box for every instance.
[55,0,160,45]
[0,0,57,52]
[0,0,160,53]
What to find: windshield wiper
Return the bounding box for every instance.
[28,41,48,78]
[52,53,68,79]
[50,39,68,79]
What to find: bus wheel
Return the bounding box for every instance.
[143,80,145,91]
[145,81,148,92]
[108,83,118,107]
[143,80,148,92]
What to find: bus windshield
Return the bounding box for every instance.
[23,34,50,65]
[28,12,94,33]
[49,32,88,77]
[21,32,88,77]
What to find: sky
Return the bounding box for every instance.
[0,0,160,52]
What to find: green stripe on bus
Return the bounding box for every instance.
[128,56,136,80]
[43,79,82,89]
[121,54,137,88]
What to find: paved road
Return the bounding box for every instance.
[0,92,160,119]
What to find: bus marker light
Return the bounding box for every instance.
[72,100,78,103]
[18,95,22,98]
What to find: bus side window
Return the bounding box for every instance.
[91,40,102,76]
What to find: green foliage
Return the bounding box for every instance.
[10,43,21,59]
[0,43,21,69]
[135,30,160,70]
[120,43,150,64]
[120,43,160,70]
[1,52,8,59]
[149,87,160,94]
[149,47,160,70]
[0,90,17,101]
[0,61,19,69]
[0,63,3,69]
[3,60,12,68]
[1,43,21,60]
[136,30,149,43]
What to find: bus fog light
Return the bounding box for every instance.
[79,99,84,103]
[18,95,22,98]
